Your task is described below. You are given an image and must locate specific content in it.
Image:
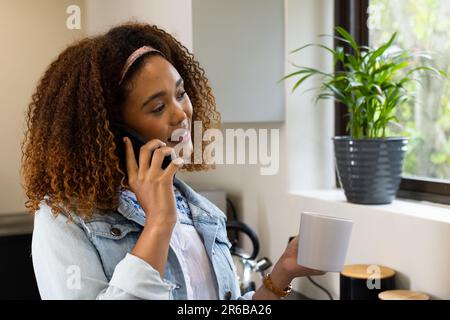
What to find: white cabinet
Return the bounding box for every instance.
[85,0,193,51]
[192,0,285,122]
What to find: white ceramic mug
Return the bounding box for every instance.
[297,212,353,272]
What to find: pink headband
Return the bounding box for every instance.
[119,45,163,85]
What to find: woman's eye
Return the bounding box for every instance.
[152,104,165,113]
[151,92,185,114]
[177,91,187,100]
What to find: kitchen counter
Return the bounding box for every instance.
[0,212,34,237]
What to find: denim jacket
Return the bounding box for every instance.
[32,176,255,300]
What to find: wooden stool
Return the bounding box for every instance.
[340,264,396,300]
[379,290,430,300]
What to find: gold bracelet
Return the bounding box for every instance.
[262,273,292,298]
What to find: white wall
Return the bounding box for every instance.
[0,0,85,215]
[285,0,335,191]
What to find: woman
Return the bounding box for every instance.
[21,22,324,300]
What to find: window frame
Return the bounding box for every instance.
[334,0,450,205]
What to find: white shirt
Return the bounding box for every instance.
[170,221,218,299]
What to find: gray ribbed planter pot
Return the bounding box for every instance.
[333,136,408,204]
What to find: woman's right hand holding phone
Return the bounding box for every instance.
[123,137,184,230]
[124,137,184,275]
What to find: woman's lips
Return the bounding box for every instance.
[169,129,190,143]
[177,130,190,143]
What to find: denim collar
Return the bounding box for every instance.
[116,175,226,228]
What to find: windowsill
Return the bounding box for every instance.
[290,189,450,224]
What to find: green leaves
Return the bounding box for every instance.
[335,26,360,57]
[282,27,449,139]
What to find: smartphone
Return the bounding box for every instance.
[112,122,172,170]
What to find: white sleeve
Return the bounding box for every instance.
[32,204,175,300]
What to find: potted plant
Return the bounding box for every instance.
[282,27,447,204]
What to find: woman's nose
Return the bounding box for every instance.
[170,102,187,126]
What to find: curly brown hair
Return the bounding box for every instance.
[21,22,221,218]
